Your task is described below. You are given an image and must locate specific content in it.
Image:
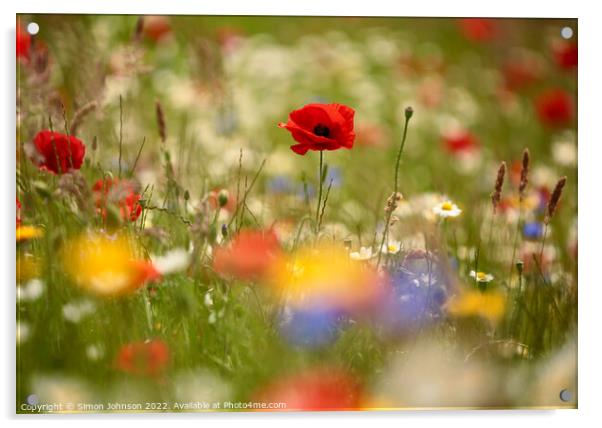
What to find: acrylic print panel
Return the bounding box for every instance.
[16,14,577,413]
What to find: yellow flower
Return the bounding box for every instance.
[61,232,160,297]
[16,225,43,242]
[447,289,506,323]
[268,244,382,311]
[16,254,40,283]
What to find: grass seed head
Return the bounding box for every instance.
[491,161,506,213]
[545,176,567,223]
[519,148,530,199]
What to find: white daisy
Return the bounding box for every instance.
[349,247,374,261]
[17,279,45,302]
[62,300,96,323]
[151,248,191,275]
[433,200,462,218]
[470,270,494,283]
[380,240,402,255]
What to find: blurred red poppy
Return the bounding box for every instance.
[355,123,387,148]
[116,339,169,377]
[255,368,362,411]
[535,89,574,128]
[442,130,480,154]
[16,25,31,61]
[92,178,143,222]
[216,26,245,53]
[16,197,22,226]
[553,41,577,70]
[458,18,498,42]
[31,130,86,174]
[213,229,282,281]
[502,53,542,91]
[279,103,355,155]
[130,260,162,286]
[143,16,171,43]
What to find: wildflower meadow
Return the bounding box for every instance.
[16,15,577,412]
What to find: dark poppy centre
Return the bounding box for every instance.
[313,124,331,138]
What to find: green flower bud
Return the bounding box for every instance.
[217,189,229,208]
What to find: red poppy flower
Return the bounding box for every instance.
[254,368,362,411]
[92,178,143,222]
[442,130,480,154]
[116,339,169,377]
[553,41,577,70]
[502,52,542,91]
[213,229,282,281]
[278,103,355,155]
[131,260,162,286]
[16,25,31,61]
[16,197,22,226]
[458,18,498,42]
[31,130,86,174]
[143,16,171,42]
[535,89,574,128]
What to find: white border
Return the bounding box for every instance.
[3,0,602,426]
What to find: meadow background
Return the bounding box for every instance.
[16,15,577,411]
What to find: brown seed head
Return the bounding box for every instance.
[133,17,144,43]
[70,101,98,135]
[155,100,166,143]
[545,176,567,223]
[519,148,530,199]
[385,192,403,214]
[491,161,506,213]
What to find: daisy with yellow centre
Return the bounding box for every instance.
[433,200,462,218]
[380,240,401,255]
[470,270,494,283]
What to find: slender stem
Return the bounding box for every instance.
[118,95,124,179]
[315,150,324,234]
[508,199,524,288]
[317,178,333,234]
[539,222,549,270]
[376,113,411,270]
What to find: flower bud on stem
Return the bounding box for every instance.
[376,106,413,270]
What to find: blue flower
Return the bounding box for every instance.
[523,222,544,240]
[279,305,342,348]
[377,252,449,334]
[267,176,294,194]
[317,166,343,188]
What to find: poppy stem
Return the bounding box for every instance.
[315,150,324,235]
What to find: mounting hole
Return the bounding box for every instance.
[561,26,573,39]
[27,22,39,35]
[559,389,573,402]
